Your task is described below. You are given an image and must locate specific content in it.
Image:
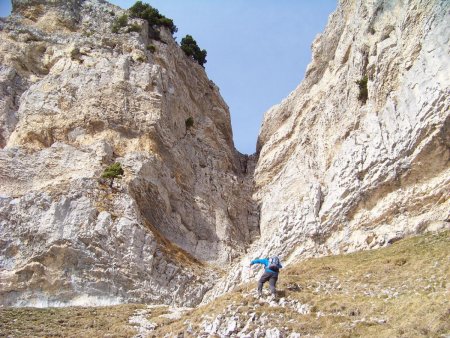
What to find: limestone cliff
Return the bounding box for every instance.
[205,0,449,298]
[0,0,258,306]
[253,0,449,268]
[1,0,449,308]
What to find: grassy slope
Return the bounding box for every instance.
[153,230,450,337]
[1,231,449,337]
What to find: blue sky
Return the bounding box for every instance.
[0,1,336,154]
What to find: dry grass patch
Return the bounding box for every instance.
[0,304,144,338]
[152,231,450,337]
[1,231,448,337]
[277,231,450,337]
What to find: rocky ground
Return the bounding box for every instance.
[1,230,448,337]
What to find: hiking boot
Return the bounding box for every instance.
[253,290,262,299]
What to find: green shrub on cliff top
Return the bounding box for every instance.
[129,1,177,36]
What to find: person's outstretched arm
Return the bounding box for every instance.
[250,258,269,266]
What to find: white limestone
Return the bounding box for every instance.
[0,0,257,306]
[207,0,450,297]
[0,0,448,308]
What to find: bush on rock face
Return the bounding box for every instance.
[127,23,142,33]
[185,117,194,129]
[356,75,368,104]
[101,162,124,181]
[111,14,128,33]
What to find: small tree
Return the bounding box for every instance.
[180,35,207,67]
[129,1,177,36]
[356,75,368,104]
[101,162,124,187]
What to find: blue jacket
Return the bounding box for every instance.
[251,258,283,276]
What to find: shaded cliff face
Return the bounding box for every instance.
[0,0,258,306]
[254,0,449,259]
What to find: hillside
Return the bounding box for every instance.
[1,231,449,337]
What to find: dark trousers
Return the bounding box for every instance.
[258,271,278,295]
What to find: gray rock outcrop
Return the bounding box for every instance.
[206,0,449,298]
[0,0,258,306]
[254,0,449,259]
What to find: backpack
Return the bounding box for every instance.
[268,256,280,272]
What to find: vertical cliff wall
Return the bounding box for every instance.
[1,0,449,307]
[254,0,449,260]
[205,0,449,298]
[0,0,258,306]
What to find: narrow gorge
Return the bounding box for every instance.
[0,0,449,312]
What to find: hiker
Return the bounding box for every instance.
[250,256,282,298]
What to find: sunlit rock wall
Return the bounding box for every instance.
[206,0,449,299]
[0,0,258,307]
[255,0,449,261]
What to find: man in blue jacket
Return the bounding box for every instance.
[250,256,282,298]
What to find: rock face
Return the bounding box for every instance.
[204,0,449,298]
[1,0,449,307]
[0,0,258,306]
[253,0,449,261]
